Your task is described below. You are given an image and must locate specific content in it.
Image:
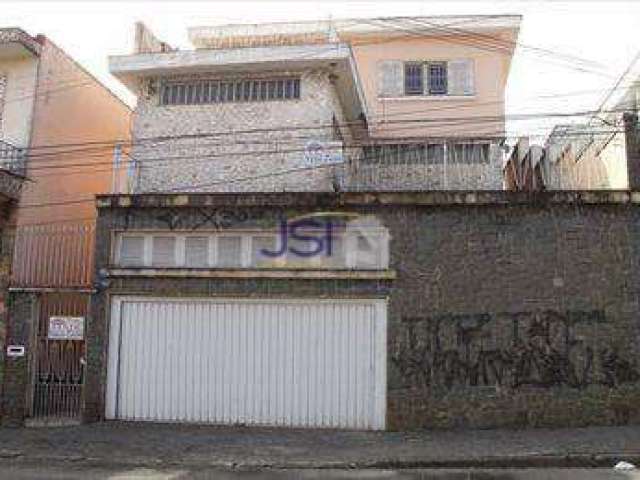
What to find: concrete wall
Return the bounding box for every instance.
[77,192,640,430]
[130,69,351,193]
[0,55,38,148]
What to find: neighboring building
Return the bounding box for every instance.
[0,28,131,424]
[0,29,34,396]
[109,17,520,193]
[541,57,640,190]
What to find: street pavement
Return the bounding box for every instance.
[0,466,639,479]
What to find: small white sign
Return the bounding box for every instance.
[6,345,25,357]
[303,141,343,167]
[48,316,85,340]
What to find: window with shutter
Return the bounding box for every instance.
[152,236,176,267]
[378,60,404,97]
[185,237,209,267]
[447,59,475,96]
[119,236,145,267]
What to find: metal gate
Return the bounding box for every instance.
[31,292,88,422]
[107,297,387,429]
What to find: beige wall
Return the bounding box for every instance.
[544,133,628,190]
[0,54,38,148]
[14,38,131,226]
[351,33,513,139]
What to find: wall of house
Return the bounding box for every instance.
[13,38,131,227]
[74,192,640,430]
[0,55,38,148]
[130,69,352,193]
[351,34,512,139]
[544,132,628,190]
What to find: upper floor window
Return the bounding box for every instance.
[160,77,301,106]
[379,59,474,98]
[427,62,447,95]
[404,63,423,96]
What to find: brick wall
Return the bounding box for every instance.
[83,193,640,429]
[131,70,352,193]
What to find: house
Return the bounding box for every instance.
[11,16,640,432]
[539,55,640,190]
[0,28,131,424]
[70,16,636,432]
[109,17,519,194]
[0,29,34,393]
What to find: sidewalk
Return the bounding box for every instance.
[0,422,639,470]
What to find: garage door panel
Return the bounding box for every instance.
[107,298,386,429]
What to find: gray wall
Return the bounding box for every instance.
[83,193,640,429]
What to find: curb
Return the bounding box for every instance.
[1,453,639,470]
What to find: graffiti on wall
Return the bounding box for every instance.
[392,310,639,391]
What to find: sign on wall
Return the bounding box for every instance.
[48,316,85,340]
[303,141,343,167]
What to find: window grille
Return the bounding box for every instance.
[160,78,301,105]
[404,63,423,95]
[114,229,390,270]
[428,62,448,95]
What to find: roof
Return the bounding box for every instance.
[188,15,522,49]
[109,43,367,121]
[0,28,42,59]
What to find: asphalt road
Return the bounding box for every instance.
[0,466,639,480]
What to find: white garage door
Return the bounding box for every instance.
[106,298,386,430]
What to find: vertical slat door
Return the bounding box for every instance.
[106,298,386,430]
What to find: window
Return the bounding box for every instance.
[217,236,243,268]
[160,78,301,105]
[185,237,209,267]
[450,143,490,164]
[404,63,423,95]
[114,229,389,270]
[152,237,176,267]
[428,62,447,95]
[119,236,145,266]
[363,143,445,164]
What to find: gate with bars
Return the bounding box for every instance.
[9,222,94,423]
[30,292,90,422]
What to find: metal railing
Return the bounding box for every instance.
[11,221,96,288]
[343,142,506,191]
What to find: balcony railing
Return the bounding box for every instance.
[343,141,506,191]
[0,140,26,176]
[114,140,508,194]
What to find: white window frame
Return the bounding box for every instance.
[112,229,390,270]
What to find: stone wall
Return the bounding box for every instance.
[0,292,37,425]
[81,192,640,429]
[131,70,352,193]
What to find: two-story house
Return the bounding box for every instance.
[66,16,524,432]
[4,16,526,429]
[110,17,519,194]
[0,29,131,425]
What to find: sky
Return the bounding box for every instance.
[3,1,640,140]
